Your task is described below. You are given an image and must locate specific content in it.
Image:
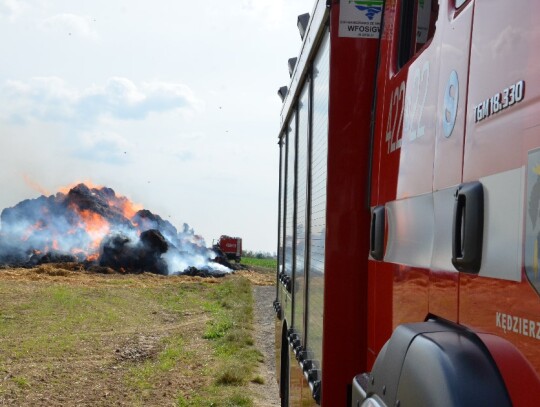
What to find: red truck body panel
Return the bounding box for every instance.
[368,0,540,401]
[218,236,242,259]
[276,0,540,405]
[319,3,379,405]
[274,0,380,405]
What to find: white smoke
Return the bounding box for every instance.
[0,184,232,275]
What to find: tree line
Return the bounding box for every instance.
[241,250,276,259]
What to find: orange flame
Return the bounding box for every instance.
[86,253,99,262]
[109,197,143,220]
[20,181,146,263]
[59,181,142,220]
[72,207,111,252]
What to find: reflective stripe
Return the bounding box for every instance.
[382,167,523,281]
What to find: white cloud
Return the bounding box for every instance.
[40,13,97,39]
[2,77,77,123]
[0,77,201,124]
[74,131,133,165]
[81,78,202,121]
[0,0,27,20]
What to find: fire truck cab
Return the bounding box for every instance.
[275,0,540,406]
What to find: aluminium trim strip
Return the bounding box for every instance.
[382,167,523,282]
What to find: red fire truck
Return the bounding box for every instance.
[215,235,242,262]
[274,0,540,406]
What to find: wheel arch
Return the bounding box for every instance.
[477,332,540,406]
[352,320,513,407]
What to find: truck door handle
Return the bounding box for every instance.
[452,182,484,273]
[370,206,385,260]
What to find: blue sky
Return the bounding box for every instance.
[0,0,308,252]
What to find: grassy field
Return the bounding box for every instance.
[241,257,277,271]
[0,265,271,406]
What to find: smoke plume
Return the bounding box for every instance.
[0,183,230,275]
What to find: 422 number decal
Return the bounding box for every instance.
[385,81,405,153]
[386,61,430,154]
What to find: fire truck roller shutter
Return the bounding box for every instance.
[351,321,511,407]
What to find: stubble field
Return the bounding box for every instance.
[0,265,278,407]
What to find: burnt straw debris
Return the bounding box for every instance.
[0,183,231,276]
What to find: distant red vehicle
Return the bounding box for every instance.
[216,235,242,262]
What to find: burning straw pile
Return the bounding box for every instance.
[0,183,230,276]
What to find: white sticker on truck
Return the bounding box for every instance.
[339,0,382,39]
[473,80,525,123]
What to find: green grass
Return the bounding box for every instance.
[124,278,261,405]
[127,336,187,393]
[177,390,253,407]
[251,375,265,384]
[0,271,262,406]
[241,257,277,270]
[12,376,30,389]
[0,284,143,358]
[204,278,261,388]
[170,278,261,406]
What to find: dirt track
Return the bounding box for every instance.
[251,285,280,406]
